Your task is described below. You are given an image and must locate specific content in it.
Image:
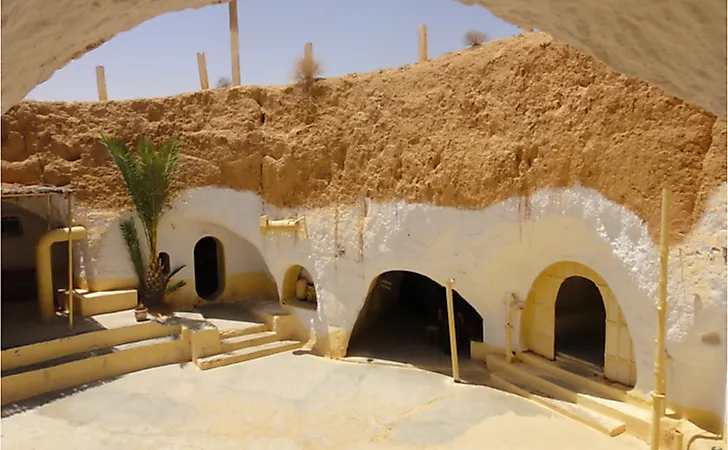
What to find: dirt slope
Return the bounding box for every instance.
[1,33,725,241]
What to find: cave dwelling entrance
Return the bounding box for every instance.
[521,261,636,387]
[347,270,483,370]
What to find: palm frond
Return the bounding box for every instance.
[164,265,187,295]
[166,280,186,295]
[119,217,145,289]
[102,136,181,257]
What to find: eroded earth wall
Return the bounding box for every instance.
[2,34,725,244]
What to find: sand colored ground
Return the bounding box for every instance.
[0,351,652,450]
[1,34,725,242]
[0,0,724,118]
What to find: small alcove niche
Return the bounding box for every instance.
[283,265,317,310]
[159,252,171,276]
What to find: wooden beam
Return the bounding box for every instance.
[95,66,108,101]
[228,1,241,86]
[197,52,210,90]
[445,278,461,382]
[304,42,313,64]
[418,25,428,62]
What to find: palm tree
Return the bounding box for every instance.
[101,136,186,307]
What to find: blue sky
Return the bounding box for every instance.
[27,0,520,102]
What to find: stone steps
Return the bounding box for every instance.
[486,353,655,441]
[489,370,627,437]
[2,332,187,405]
[220,331,279,353]
[196,339,303,371]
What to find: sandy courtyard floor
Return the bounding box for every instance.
[0,352,649,450]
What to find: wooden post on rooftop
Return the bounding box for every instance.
[445,278,461,383]
[418,25,428,62]
[228,1,241,86]
[95,66,108,101]
[197,52,210,90]
[304,42,313,64]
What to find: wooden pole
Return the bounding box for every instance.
[650,188,670,450]
[418,25,428,62]
[228,1,241,86]
[197,52,210,90]
[505,294,516,363]
[445,278,461,382]
[304,42,313,64]
[95,66,108,101]
[67,193,74,330]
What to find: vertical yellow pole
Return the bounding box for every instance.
[418,25,428,62]
[95,66,108,101]
[445,278,461,382]
[228,1,241,86]
[650,188,670,450]
[197,52,210,90]
[67,193,74,329]
[505,295,515,363]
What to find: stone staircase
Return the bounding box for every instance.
[188,299,304,371]
[486,352,679,444]
[195,321,302,370]
[2,299,306,405]
[1,310,187,405]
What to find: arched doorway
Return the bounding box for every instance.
[281,265,317,309]
[520,261,636,387]
[1,201,68,306]
[193,236,224,301]
[554,276,606,368]
[348,271,483,366]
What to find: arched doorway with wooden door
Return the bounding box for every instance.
[520,261,637,387]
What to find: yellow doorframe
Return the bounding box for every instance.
[520,261,637,387]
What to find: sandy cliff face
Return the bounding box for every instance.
[1,0,725,118]
[2,34,725,242]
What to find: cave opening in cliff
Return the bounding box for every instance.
[194,236,224,301]
[347,271,483,368]
[554,276,606,368]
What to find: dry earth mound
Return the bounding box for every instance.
[2,33,725,241]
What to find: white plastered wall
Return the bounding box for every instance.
[82,206,273,302]
[82,184,727,419]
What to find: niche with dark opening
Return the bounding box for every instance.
[554,276,606,368]
[348,271,483,362]
[193,237,223,300]
[1,204,68,305]
[159,252,171,276]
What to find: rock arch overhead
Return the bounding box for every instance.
[1,0,725,117]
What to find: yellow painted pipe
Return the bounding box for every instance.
[445,278,461,382]
[35,226,87,320]
[259,215,304,235]
[672,429,683,450]
[650,188,671,450]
